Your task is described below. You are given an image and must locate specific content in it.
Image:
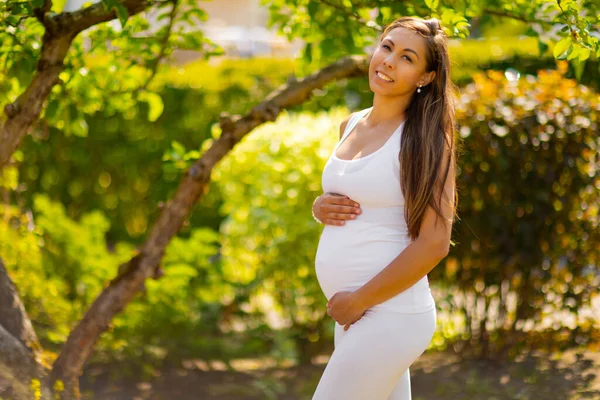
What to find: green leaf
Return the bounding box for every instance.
[425,0,439,10]
[102,0,129,28]
[183,8,208,23]
[579,47,591,61]
[538,40,549,56]
[139,91,164,122]
[51,0,68,12]
[573,59,586,80]
[553,37,571,59]
[303,42,313,64]
[307,1,318,19]
[69,117,89,137]
[567,43,580,60]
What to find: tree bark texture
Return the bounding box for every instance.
[0,260,51,399]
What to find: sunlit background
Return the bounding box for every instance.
[0,0,598,399]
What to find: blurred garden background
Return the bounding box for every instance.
[0,0,599,399]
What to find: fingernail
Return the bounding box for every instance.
[350,215,355,219]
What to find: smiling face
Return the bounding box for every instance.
[368,27,435,97]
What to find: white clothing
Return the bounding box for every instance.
[315,107,435,313]
[312,107,438,399]
[312,307,436,400]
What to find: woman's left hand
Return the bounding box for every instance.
[326,291,367,331]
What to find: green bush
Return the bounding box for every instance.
[212,110,345,363]
[0,192,233,368]
[437,66,600,355]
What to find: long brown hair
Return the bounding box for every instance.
[380,17,459,241]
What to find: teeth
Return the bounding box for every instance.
[377,71,393,82]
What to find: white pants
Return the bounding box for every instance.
[312,306,437,400]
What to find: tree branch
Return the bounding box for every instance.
[51,0,152,35]
[138,0,179,92]
[483,7,600,31]
[33,0,53,25]
[0,33,74,170]
[483,8,554,25]
[0,0,155,170]
[0,324,50,400]
[0,258,41,357]
[50,54,369,392]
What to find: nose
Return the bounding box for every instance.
[383,55,395,70]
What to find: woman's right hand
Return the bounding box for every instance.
[312,193,362,226]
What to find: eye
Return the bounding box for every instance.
[382,44,392,51]
[402,55,413,63]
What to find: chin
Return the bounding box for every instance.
[369,81,393,96]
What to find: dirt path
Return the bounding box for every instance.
[80,347,600,399]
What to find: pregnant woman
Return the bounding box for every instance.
[311,17,458,399]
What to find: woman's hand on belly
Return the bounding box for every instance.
[313,193,362,226]
[326,291,368,331]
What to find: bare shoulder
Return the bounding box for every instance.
[339,112,355,140]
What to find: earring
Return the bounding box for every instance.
[417,84,422,93]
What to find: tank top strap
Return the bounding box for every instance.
[337,107,373,147]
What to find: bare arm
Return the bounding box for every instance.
[352,145,456,310]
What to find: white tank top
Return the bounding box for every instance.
[315,107,435,313]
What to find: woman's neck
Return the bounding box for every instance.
[366,94,410,128]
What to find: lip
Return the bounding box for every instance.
[375,70,394,83]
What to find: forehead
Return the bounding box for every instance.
[383,27,428,56]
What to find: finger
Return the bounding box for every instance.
[328,294,336,306]
[321,214,351,224]
[322,204,361,218]
[329,212,356,221]
[323,218,345,226]
[332,205,360,216]
[322,194,359,207]
[331,197,361,209]
[320,203,353,214]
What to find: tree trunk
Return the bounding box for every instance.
[0,259,41,357]
[0,259,51,399]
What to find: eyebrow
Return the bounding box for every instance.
[385,39,420,59]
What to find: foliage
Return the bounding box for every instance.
[0,189,230,365]
[0,0,222,135]
[212,110,345,363]
[1,0,597,141]
[0,189,132,346]
[16,38,598,245]
[263,0,600,69]
[438,65,600,355]
[95,227,234,367]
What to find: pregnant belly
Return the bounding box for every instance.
[315,221,411,299]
